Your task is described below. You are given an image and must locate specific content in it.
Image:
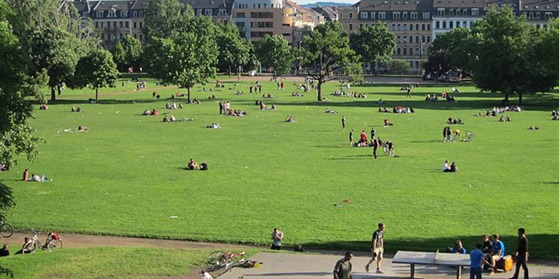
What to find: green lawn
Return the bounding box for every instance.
[0,247,246,278]
[2,76,558,259]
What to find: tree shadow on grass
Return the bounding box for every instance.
[0,266,14,278]
[299,234,559,260]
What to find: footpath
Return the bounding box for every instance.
[4,233,558,278]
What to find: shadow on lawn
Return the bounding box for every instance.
[299,234,559,260]
[0,266,13,278]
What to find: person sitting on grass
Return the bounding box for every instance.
[383,119,393,127]
[442,160,450,172]
[15,237,34,255]
[529,126,540,130]
[0,163,9,172]
[0,244,9,257]
[206,123,220,129]
[444,162,458,172]
[200,161,208,171]
[447,240,467,254]
[78,126,87,132]
[326,108,338,114]
[285,116,296,123]
[186,159,200,170]
[163,116,170,122]
[42,231,59,249]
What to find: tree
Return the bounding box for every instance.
[145,16,218,102]
[144,0,193,40]
[425,28,472,75]
[0,3,46,220]
[71,48,119,101]
[469,6,536,104]
[300,21,357,101]
[350,23,396,75]
[390,59,411,75]
[255,34,294,80]
[111,35,143,71]
[216,23,251,76]
[9,0,90,101]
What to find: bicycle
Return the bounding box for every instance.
[206,250,245,272]
[30,230,64,251]
[0,221,13,238]
[463,131,475,142]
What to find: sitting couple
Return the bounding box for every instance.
[442,160,458,172]
[186,159,208,171]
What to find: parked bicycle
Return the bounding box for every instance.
[463,131,475,142]
[206,250,245,272]
[0,221,13,238]
[30,229,64,251]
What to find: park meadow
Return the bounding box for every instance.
[1,75,558,265]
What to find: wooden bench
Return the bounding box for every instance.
[392,250,470,279]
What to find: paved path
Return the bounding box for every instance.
[220,252,559,279]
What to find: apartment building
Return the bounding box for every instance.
[340,0,433,73]
[341,0,559,73]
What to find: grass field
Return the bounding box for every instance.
[0,247,244,278]
[1,75,558,259]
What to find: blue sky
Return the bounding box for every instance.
[296,0,359,4]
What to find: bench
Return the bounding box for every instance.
[392,250,470,279]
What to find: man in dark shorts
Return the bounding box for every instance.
[372,138,381,159]
[366,223,385,273]
[349,129,354,146]
[341,116,346,131]
[510,228,529,279]
[333,251,353,279]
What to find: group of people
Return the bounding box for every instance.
[142,108,159,116]
[425,94,439,101]
[552,110,559,120]
[499,115,512,122]
[285,116,296,122]
[185,159,208,171]
[447,117,464,124]
[442,160,458,172]
[71,106,82,112]
[442,126,460,142]
[165,103,183,110]
[330,91,368,98]
[22,169,50,182]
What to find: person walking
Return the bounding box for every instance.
[349,129,354,147]
[333,251,353,279]
[270,228,283,250]
[370,127,376,140]
[471,243,490,279]
[510,228,529,279]
[341,116,346,131]
[372,138,381,159]
[366,223,385,273]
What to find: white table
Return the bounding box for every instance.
[392,251,470,279]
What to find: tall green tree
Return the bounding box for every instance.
[0,2,46,221]
[145,16,218,102]
[425,28,472,75]
[111,35,143,71]
[255,34,293,81]
[8,0,90,101]
[144,0,193,40]
[350,23,396,75]
[216,23,251,76]
[300,21,357,101]
[469,6,535,104]
[71,49,119,101]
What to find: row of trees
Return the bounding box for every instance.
[425,7,559,104]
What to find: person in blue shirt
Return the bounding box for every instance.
[490,234,505,274]
[449,240,467,254]
[470,243,490,279]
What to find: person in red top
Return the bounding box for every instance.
[360,130,368,143]
[23,169,29,181]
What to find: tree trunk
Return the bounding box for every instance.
[50,87,56,101]
[504,92,509,104]
[187,86,191,103]
[57,85,62,96]
[228,65,231,77]
[95,88,99,101]
[317,80,323,101]
[518,93,523,105]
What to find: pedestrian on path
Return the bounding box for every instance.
[510,228,529,279]
[333,251,353,279]
[271,228,283,250]
[366,223,385,274]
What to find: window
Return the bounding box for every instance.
[138,11,143,17]
[219,9,227,16]
[422,24,425,30]
[361,12,368,19]
[371,12,376,19]
[436,21,440,29]
[449,9,454,16]
[427,23,431,30]
[423,12,430,19]
[236,12,245,17]
[393,12,400,19]
[403,24,408,31]
[96,11,103,18]
[410,24,413,31]
[449,21,454,29]
[205,9,213,16]
[133,34,137,39]
[472,9,479,16]
[197,9,202,16]
[121,10,128,18]
[95,22,99,28]
[82,12,88,18]
[119,21,123,28]
[391,23,396,31]
[403,35,407,43]
[125,21,129,28]
[133,22,137,28]
[349,24,353,31]
[545,12,552,19]
[403,12,408,19]
[442,21,447,29]
[360,23,363,29]
[411,12,418,19]
[403,48,407,55]
[349,12,353,19]
[397,23,401,31]
[133,11,137,18]
[397,35,401,43]
[437,9,445,16]
[379,12,386,19]
[422,35,425,43]
[427,36,431,42]
[139,22,143,28]
[397,48,401,55]
[410,36,413,43]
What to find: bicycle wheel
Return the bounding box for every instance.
[47,239,64,249]
[0,223,13,238]
[31,240,41,252]
[207,251,227,265]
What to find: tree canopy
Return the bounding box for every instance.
[145,16,218,102]
[255,34,294,80]
[300,21,357,101]
[144,0,193,40]
[424,27,472,75]
[216,23,252,76]
[350,23,396,75]
[71,48,119,101]
[111,35,143,71]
